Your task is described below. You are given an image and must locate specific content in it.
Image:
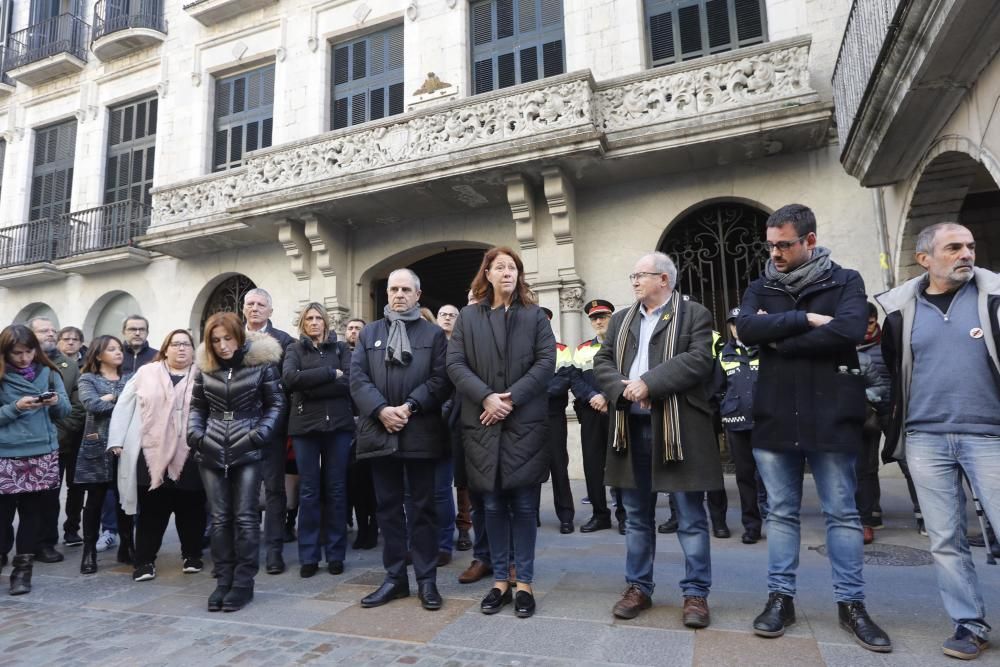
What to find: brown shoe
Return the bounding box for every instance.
[613,584,652,619]
[458,559,493,584]
[682,595,710,628]
[863,526,874,545]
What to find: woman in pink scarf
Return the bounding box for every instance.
[108,329,205,582]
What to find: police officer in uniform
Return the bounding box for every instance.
[714,307,766,544]
[541,308,576,534]
[572,300,625,534]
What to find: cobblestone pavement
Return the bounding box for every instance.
[1,478,999,666]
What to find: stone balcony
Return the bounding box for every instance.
[833,0,1000,186]
[91,0,167,62]
[145,36,829,257]
[4,13,89,87]
[183,0,279,26]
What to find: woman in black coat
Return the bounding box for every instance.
[188,312,285,613]
[447,246,555,618]
[281,302,353,578]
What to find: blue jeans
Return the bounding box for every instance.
[753,448,864,602]
[100,489,117,533]
[292,430,353,565]
[483,484,540,584]
[906,431,1000,639]
[622,416,711,598]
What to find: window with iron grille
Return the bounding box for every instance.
[0,140,6,203]
[331,25,404,130]
[30,120,76,221]
[645,0,766,68]
[470,0,565,96]
[213,64,274,172]
[105,95,157,206]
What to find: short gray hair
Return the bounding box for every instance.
[387,268,421,291]
[26,317,54,331]
[642,252,678,289]
[915,222,969,255]
[243,288,273,308]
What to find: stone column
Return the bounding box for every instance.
[542,166,585,346]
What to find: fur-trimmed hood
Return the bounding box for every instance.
[196,330,283,374]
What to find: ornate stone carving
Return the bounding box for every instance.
[504,174,536,249]
[559,286,584,312]
[414,72,451,96]
[405,0,418,21]
[156,81,168,98]
[277,219,310,280]
[596,43,811,132]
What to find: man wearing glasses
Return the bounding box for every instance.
[736,204,891,653]
[121,315,157,374]
[58,327,86,367]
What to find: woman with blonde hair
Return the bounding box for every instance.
[189,312,285,612]
[108,328,205,582]
[282,302,353,577]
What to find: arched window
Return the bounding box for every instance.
[200,274,256,336]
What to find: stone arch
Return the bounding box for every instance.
[655,196,774,251]
[189,273,257,341]
[83,290,142,340]
[13,302,59,328]
[657,199,772,332]
[358,241,493,320]
[896,137,1000,280]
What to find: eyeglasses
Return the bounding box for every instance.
[168,342,193,349]
[628,272,662,282]
[125,327,147,333]
[765,235,807,252]
[438,313,458,319]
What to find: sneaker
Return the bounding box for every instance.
[95,530,117,553]
[63,531,83,547]
[132,563,156,582]
[183,558,204,574]
[943,626,988,660]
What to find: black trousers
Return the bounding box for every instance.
[579,405,612,520]
[349,457,378,531]
[39,449,85,548]
[201,463,261,589]
[371,456,437,585]
[0,491,46,555]
[81,482,133,546]
[547,411,574,523]
[261,436,287,556]
[135,485,207,566]
[727,429,763,532]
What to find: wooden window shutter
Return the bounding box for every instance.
[330,25,405,130]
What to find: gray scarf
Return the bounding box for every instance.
[383,304,421,366]
[764,246,833,296]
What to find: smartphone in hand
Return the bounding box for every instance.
[36,392,56,401]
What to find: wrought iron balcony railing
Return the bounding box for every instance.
[4,13,89,71]
[0,47,14,86]
[93,0,166,42]
[0,200,151,269]
[832,0,905,151]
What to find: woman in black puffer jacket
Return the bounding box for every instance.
[281,302,353,578]
[188,312,285,613]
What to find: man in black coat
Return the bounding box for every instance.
[736,204,891,653]
[121,315,158,373]
[243,288,295,574]
[350,269,452,611]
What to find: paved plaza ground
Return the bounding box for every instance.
[1,476,999,666]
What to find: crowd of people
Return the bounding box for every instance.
[0,204,998,660]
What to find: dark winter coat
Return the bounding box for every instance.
[736,261,868,453]
[350,317,451,460]
[593,296,722,493]
[188,333,286,472]
[48,349,86,454]
[282,334,353,436]
[447,302,555,494]
[260,321,295,351]
[75,372,132,485]
[122,342,157,375]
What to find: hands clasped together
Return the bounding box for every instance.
[480,392,513,426]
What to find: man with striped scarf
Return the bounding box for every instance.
[594,252,723,627]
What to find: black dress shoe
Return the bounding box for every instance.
[35,546,64,563]
[712,524,731,539]
[266,552,285,575]
[300,563,318,578]
[580,516,612,533]
[456,529,473,551]
[480,586,513,615]
[753,592,796,637]
[361,581,410,608]
[328,560,344,575]
[559,522,574,534]
[80,545,97,575]
[514,590,536,618]
[741,530,761,544]
[222,586,254,612]
[618,520,626,535]
[657,517,678,534]
[207,585,230,612]
[418,582,443,611]
[838,601,892,652]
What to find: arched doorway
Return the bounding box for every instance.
[899,150,1000,280]
[199,274,257,336]
[14,302,59,328]
[658,202,770,332]
[368,246,489,318]
[89,291,142,338]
